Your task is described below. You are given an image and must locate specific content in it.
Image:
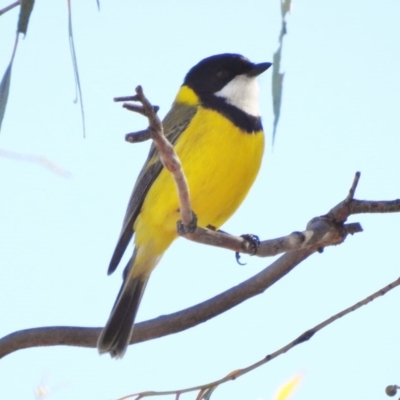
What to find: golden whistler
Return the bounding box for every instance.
[98,54,272,358]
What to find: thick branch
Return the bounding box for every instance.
[0,247,314,359]
[350,199,400,214]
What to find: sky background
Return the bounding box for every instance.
[1,1,400,399]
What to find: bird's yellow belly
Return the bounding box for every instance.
[134,108,264,255]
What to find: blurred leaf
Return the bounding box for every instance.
[0,35,18,133]
[0,63,13,132]
[281,0,292,16]
[0,148,72,177]
[274,373,302,400]
[272,48,285,145]
[272,0,291,145]
[18,0,34,35]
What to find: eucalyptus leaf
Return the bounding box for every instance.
[0,63,13,132]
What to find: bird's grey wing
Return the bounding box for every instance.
[107,102,197,275]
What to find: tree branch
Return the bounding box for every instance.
[0,247,314,359]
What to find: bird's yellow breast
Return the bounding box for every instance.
[134,104,264,256]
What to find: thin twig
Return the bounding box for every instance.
[115,95,140,102]
[122,103,148,117]
[118,86,193,227]
[125,130,152,143]
[345,171,361,203]
[0,1,20,16]
[116,276,400,399]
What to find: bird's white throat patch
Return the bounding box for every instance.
[215,75,260,117]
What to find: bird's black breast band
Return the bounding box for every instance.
[200,94,263,133]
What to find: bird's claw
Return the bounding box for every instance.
[235,234,260,265]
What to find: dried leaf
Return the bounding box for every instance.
[18,0,35,35]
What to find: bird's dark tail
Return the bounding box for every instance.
[97,261,148,358]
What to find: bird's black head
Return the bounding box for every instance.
[183,53,271,94]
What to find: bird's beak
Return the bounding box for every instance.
[247,62,272,77]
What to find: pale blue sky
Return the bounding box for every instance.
[1,1,400,399]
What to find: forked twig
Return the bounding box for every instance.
[116,86,194,228]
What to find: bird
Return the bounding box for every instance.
[97,53,272,358]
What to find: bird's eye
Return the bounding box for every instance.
[216,70,229,80]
